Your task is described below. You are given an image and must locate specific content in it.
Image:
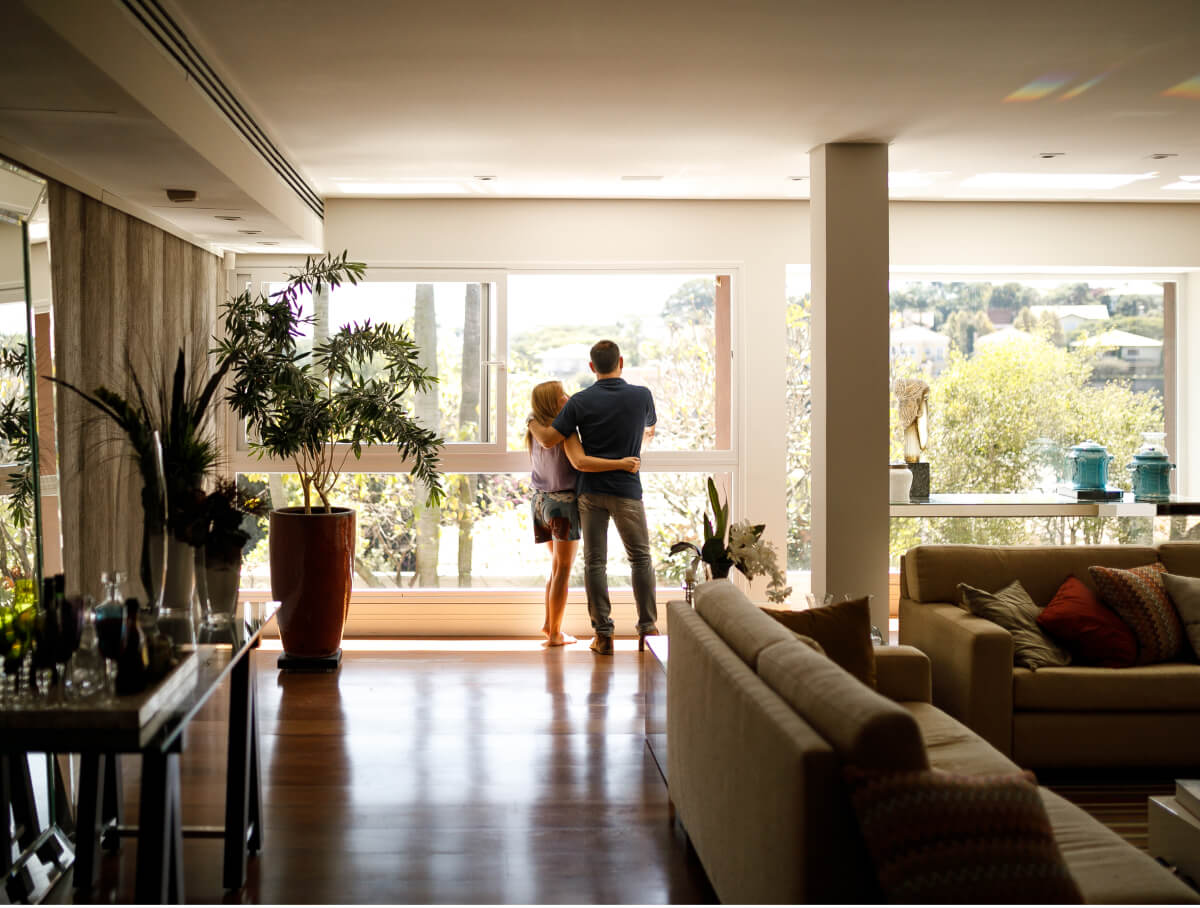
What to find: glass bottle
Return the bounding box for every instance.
[94,572,126,664]
[115,598,148,696]
[67,607,106,701]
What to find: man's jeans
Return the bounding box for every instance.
[577,493,658,636]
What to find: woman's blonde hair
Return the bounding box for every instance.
[526,380,565,451]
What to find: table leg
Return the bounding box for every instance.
[248,674,262,855]
[135,752,183,904]
[101,752,123,851]
[223,650,254,888]
[73,753,105,890]
[7,753,38,849]
[1,755,11,876]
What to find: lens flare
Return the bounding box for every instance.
[1163,75,1200,99]
[1004,74,1073,103]
[1060,73,1108,100]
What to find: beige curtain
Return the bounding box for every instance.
[48,181,218,599]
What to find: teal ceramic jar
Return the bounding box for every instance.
[1067,441,1113,491]
[1126,437,1175,502]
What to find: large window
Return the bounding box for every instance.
[231,270,735,594]
[785,271,1189,583]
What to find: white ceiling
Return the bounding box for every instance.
[3,0,1200,252]
[168,0,1200,202]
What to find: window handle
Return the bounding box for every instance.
[483,360,506,370]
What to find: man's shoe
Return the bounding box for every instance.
[589,634,614,656]
[638,626,660,652]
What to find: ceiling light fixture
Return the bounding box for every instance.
[214,215,242,221]
[474,175,496,181]
[1037,152,1065,159]
[238,229,262,235]
[787,175,809,181]
[334,181,468,195]
[961,172,1158,190]
[256,241,280,246]
[165,188,197,203]
[1149,153,1178,160]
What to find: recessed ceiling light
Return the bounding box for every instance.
[238,229,262,235]
[787,175,809,181]
[474,175,496,181]
[214,214,242,221]
[1149,153,1178,160]
[1037,152,1066,159]
[620,175,663,181]
[961,172,1158,190]
[334,180,467,194]
[256,241,280,246]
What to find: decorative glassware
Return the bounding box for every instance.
[66,605,106,701]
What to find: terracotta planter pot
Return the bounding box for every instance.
[270,507,355,658]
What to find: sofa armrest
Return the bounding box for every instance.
[874,645,931,703]
[898,599,1015,755]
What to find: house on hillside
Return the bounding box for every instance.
[1071,329,1164,394]
[1030,304,1110,336]
[890,324,949,375]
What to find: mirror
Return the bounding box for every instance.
[0,159,53,594]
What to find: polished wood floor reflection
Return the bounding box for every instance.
[76,642,717,904]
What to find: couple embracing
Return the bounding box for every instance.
[525,340,658,655]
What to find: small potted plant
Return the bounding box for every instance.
[672,478,792,603]
[196,478,267,626]
[214,252,444,661]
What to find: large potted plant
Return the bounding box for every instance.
[215,253,444,662]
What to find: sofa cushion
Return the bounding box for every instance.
[959,579,1071,670]
[1158,542,1200,579]
[1036,575,1137,668]
[903,702,1022,776]
[1089,562,1184,664]
[1012,663,1200,710]
[844,766,1083,905]
[1039,788,1200,904]
[757,639,928,772]
[905,544,1159,607]
[1162,572,1200,660]
[693,579,796,669]
[761,597,876,687]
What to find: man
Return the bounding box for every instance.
[528,340,657,655]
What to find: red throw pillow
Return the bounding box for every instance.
[1037,575,1137,668]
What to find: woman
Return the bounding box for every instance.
[527,380,639,646]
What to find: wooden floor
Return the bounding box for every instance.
[55,643,1183,904]
[70,642,717,904]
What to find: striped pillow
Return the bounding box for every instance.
[845,766,1082,904]
[1088,563,1183,664]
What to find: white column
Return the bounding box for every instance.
[809,143,890,630]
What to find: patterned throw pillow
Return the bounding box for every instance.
[844,766,1083,904]
[1088,563,1183,665]
[958,580,1071,670]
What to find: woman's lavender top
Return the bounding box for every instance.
[530,439,578,492]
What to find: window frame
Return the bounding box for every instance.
[224,263,742,616]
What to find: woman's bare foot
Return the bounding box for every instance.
[542,632,577,647]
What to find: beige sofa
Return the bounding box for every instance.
[899,543,1200,768]
[667,580,1199,904]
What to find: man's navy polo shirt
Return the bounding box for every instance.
[551,377,656,500]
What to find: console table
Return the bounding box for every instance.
[890,493,1200,519]
[0,602,276,903]
[643,635,668,785]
